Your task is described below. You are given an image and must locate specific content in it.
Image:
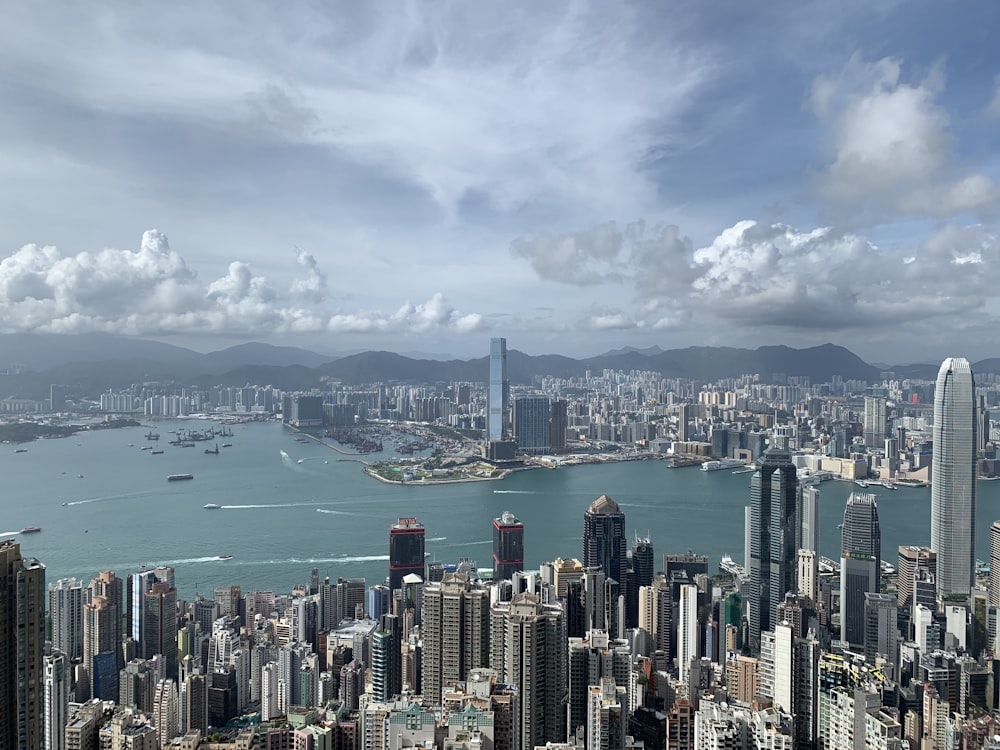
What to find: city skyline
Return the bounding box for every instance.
[0,4,998,363]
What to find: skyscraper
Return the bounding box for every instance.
[930,357,977,598]
[513,396,551,454]
[799,486,820,554]
[583,495,627,587]
[493,511,525,582]
[863,396,887,448]
[389,517,425,591]
[487,337,509,441]
[490,592,567,750]
[421,572,490,705]
[840,493,881,648]
[550,399,568,451]
[748,446,799,652]
[991,521,1000,607]
[43,649,68,750]
[49,578,83,665]
[1,540,45,750]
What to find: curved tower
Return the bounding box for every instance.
[931,357,977,599]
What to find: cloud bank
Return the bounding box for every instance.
[0,231,482,337]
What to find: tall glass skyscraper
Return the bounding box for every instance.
[931,357,977,599]
[487,337,508,441]
[583,495,627,585]
[389,517,425,591]
[513,395,551,454]
[840,492,881,647]
[748,445,799,652]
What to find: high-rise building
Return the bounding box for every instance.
[748,446,799,652]
[153,679,180,747]
[389,517,425,591]
[550,400,568,451]
[421,572,490,705]
[567,630,631,740]
[1,540,45,750]
[370,613,401,702]
[43,649,68,750]
[513,396,551,454]
[583,496,627,587]
[490,592,567,750]
[677,584,700,683]
[863,396,887,448]
[143,577,178,678]
[931,357,977,598]
[487,337,509,441]
[863,593,898,669]
[840,493,881,648]
[896,546,935,610]
[49,578,84,664]
[587,678,627,750]
[493,512,525,583]
[990,521,1000,608]
[799,486,820,553]
[677,403,691,442]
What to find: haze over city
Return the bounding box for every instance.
[1,2,999,362]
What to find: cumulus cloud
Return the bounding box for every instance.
[0,231,483,337]
[289,249,328,303]
[811,55,1000,219]
[509,222,624,286]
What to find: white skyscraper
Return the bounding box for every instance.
[49,578,84,663]
[43,650,69,750]
[487,337,509,441]
[677,584,699,683]
[930,357,977,598]
[153,679,180,747]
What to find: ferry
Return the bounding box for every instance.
[719,554,748,579]
[701,458,746,471]
[167,474,194,482]
[20,527,42,534]
[732,467,756,475]
[855,480,870,488]
[203,504,221,509]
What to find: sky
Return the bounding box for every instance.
[1,1,999,363]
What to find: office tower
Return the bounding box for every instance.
[144,578,178,678]
[208,667,238,728]
[677,403,691,442]
[129,569,156,646]
[748,446,799,652]
[185,671,209,732]
[677,584,700,683]
[840,493,881,648]
[583,495,627,587]
[490,592,567,750]
[49,578,84,664]
[991,521,1000,607]
[389,517,425,591]
[798,549,818,601]
[153,679,180,746]
[1,540,45,750]
[744,505,751,571]
[896,546,936,609]
[799,486,820,553]
[513,396,551,454]
[863,396,887,448]
[493,512,525,582]
[628,537,654,630]
[421,572,490,704]
[567,630,631,739]
[931,356,977,598]
[550,399,568,451]
[587,678,627,750]
[487,337,509,441]
[43,649,68,750]
[368,584,392,621]
[864,593,898,668]
[260,662,280,721]
[214,585,241,619]
[83,595,119,701]
[371,613,401,702]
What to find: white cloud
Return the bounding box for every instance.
[0,231,483,338]
[811,55,1000,219]
[509,222,624,286]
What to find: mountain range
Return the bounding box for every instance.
[0,334,980,399]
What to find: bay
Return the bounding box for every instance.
[2,420,997,600]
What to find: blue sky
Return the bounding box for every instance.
[1,1,998,362]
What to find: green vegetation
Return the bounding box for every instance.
[0,418,141,444]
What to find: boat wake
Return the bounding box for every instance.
[222,501,338,510]
[439,539,491,548]
[0,531,21,537]
[427,536,448,542]
[157,556,231,565]
[315,509,366,517]
[492,490,537,494]
[245,554,392,565]
[64,490,159,507]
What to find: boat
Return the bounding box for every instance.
[855,480,870,488]
[14,448,27,453]
[20,527,41,534]
[167,474,194,482]
[218,555,233,561]
[151,451,164,455]
[140,446,151,451]
[732,467,755,475]
[881,481,897,490]
[205,444,219,455]
[203,504,221,509]
[222,443,233,448]
[701,458,746,471]
[146,432,160,440]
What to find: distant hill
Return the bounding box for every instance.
[8,333,1000,391]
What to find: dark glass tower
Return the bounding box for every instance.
[583,495,627,586]
[389,517,425,591]
[748,446,799,652]
[626,537,654,629]
[493,511,525,582]
[840,492,881,648]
